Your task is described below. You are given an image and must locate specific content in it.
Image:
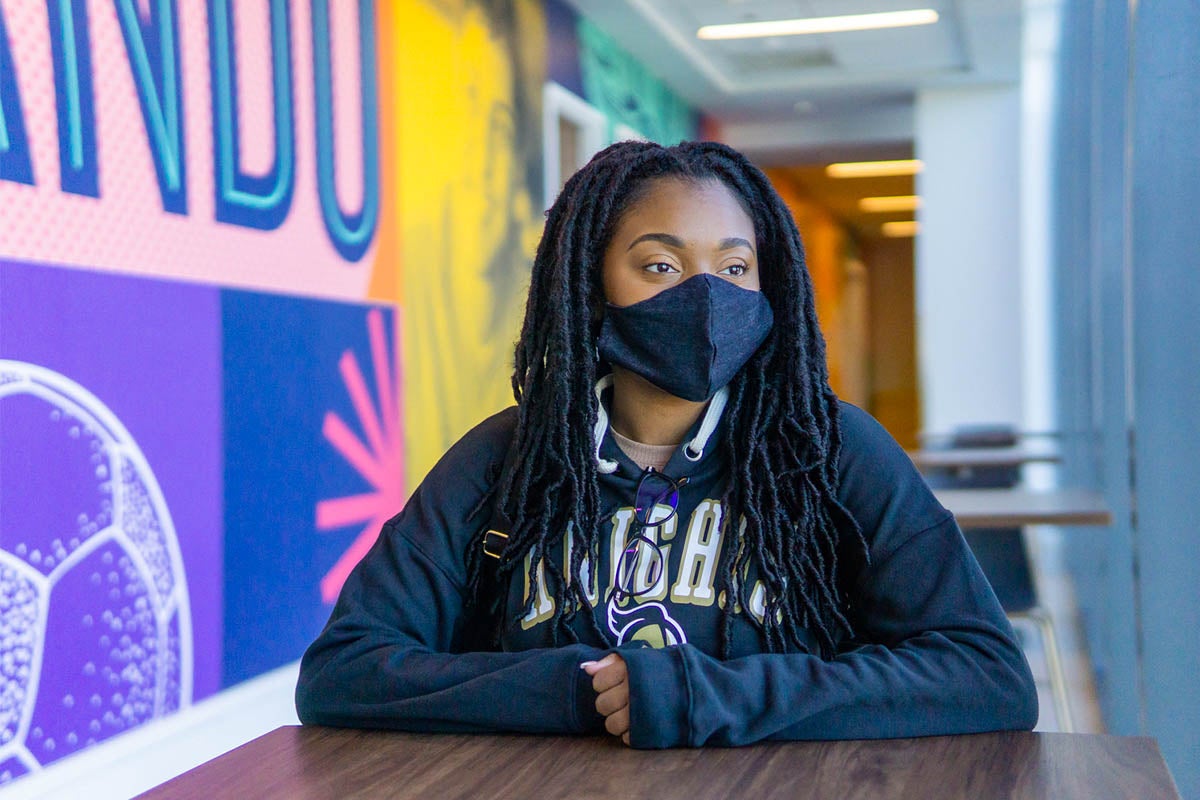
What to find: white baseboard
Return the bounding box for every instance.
[1,660,301,800]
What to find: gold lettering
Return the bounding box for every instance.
[747,580,767,623]
[520,551,555,629]
[670,500,723,606]
[606,507,636,603]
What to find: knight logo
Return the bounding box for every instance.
[606,600,687,648]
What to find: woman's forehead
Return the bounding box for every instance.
[611,178,756,242]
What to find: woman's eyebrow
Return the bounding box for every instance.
[627,232,685,250]
[626,233,755,252]
[718,237,755,252]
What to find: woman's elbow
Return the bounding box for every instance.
[294,652,346,727]
[294,669,326,726]
[1009,665,1040,730]
[991,649,1040,731]
[957,635,1040,732]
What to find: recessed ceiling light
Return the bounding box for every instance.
[882,220,920,237]
[697,9,939,40]
[826,159,924,178]
[859,195,922,212]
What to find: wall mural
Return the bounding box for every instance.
[0,260,225,781]
[385,0,547,485]
[220,290,398,687]
[315,309,404,605]
[0,0,696,785]
[389,0,698,485]
[0,359,192,778]
[0,0,392,782]
[0,0,381,294]
[576,17,695,145]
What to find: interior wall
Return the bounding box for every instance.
[915,86,1024,436]
[1128,0,1200,775]
[1051,0,1139,743]
[1054,1,1200,795]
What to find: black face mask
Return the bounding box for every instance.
[597,274,774,402]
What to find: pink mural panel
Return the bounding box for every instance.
[0,0,377,298]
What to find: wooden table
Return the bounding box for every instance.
[909,446,1062,470]
[934,488,1113,528]
[137,725,1179,800]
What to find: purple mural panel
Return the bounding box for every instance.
[0,259,221,777]
[30,539,161,763]
[0,757,28,784]
[0,392,113,574]
[0,565,38,753]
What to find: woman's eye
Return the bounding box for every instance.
[644,262,678,275]
[722,263,748,277]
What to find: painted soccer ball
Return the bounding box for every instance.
[0,361,192,782]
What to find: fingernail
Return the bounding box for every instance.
[580,661,595,669]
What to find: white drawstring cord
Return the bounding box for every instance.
[593,376,729,469]
[684,386,728,461]
[592,375,619,473]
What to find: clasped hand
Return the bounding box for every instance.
[581,653,630,746]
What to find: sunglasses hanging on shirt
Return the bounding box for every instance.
[613,467,688,600]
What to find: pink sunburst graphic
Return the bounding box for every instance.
[315,309,404,603]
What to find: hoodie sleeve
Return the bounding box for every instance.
[619,403,1039,748]
[295,409,608,734]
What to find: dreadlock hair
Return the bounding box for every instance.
[463,139,870,659]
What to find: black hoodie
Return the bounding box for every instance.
[296,392,1038,747]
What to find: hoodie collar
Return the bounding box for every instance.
[592,375,728,477]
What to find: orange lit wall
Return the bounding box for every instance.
[861,237,920,448]
[765,169,862,404]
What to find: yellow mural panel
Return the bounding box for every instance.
[380,1,547,487]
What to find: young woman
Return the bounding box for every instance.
[295,140,1038,747]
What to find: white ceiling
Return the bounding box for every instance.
[563,0,1022,164]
